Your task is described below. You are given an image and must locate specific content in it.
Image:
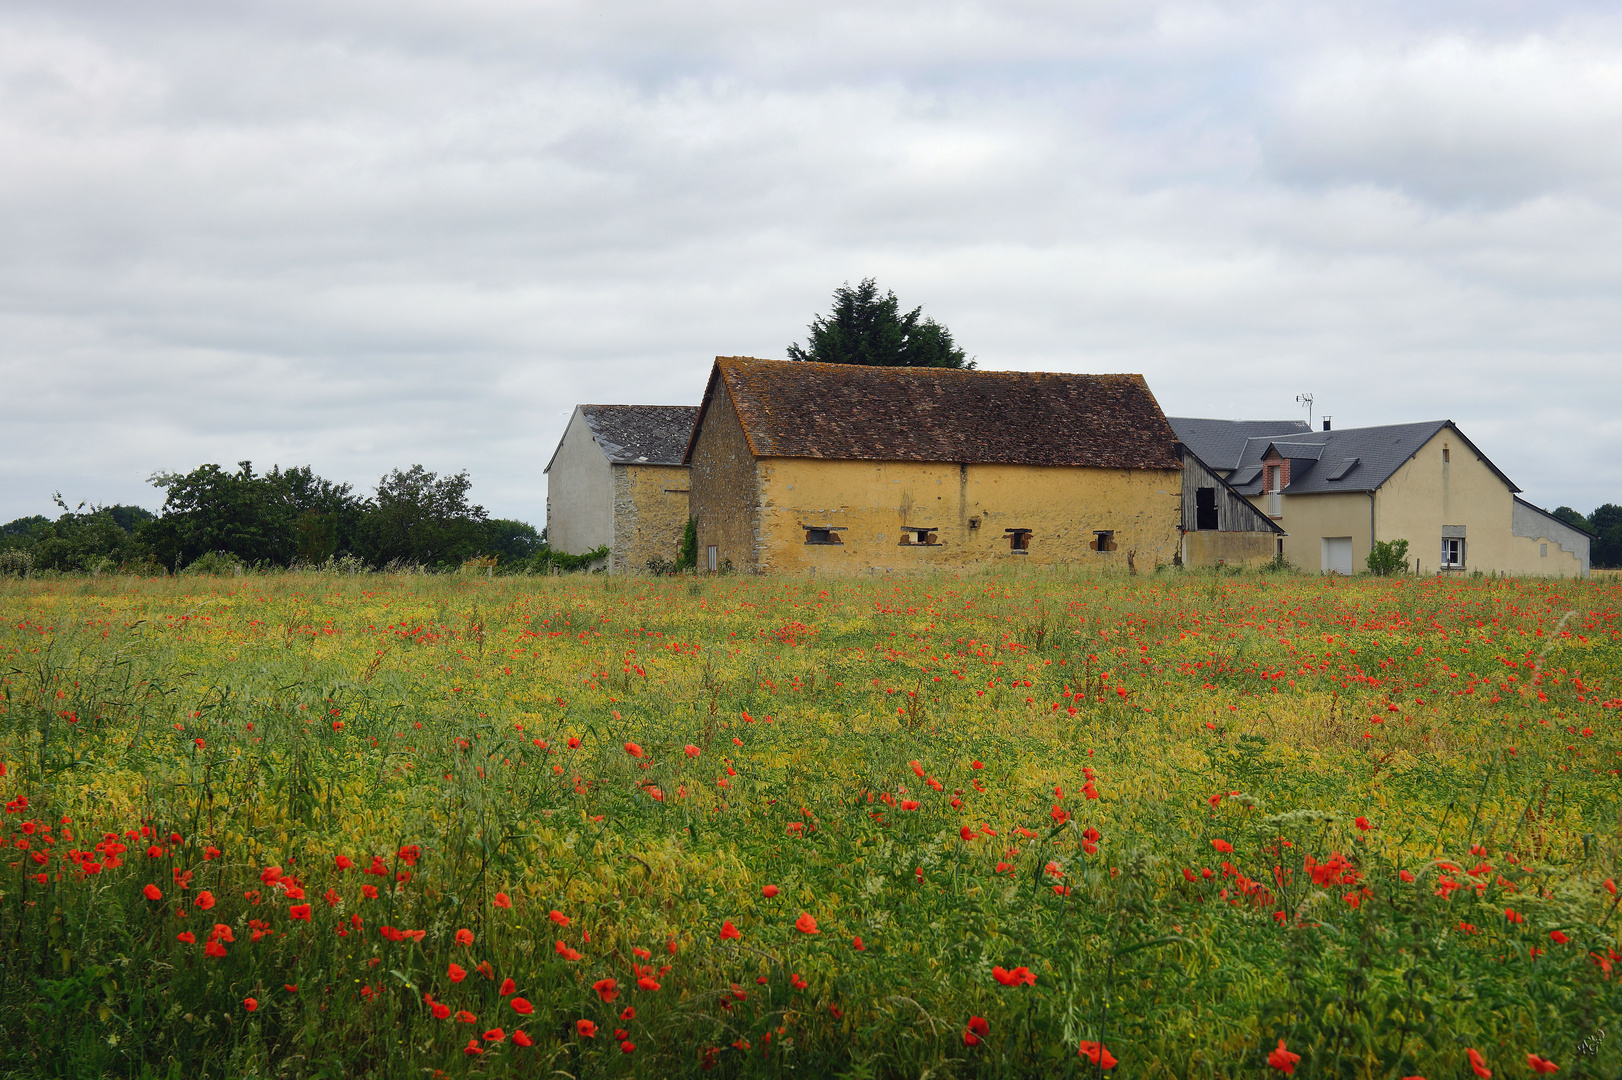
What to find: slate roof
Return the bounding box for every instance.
[1221,420,1521,496]
[684,357,1182,469]
[544,405,699,472]
[1166,418,1311,472]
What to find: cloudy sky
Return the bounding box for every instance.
[4,0,1620,525]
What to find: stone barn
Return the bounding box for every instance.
[682,357,1184,575]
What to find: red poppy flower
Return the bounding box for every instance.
[195,890,215,910]
[991,965,1035,986]
[1211,839,1234,854]
[1527,1053,1558,1074]
[455,928,474,946]
[483,1028,505,1043]
[1079,1040,1118,1069]
[621,1040,636,1054]
[289,904,312,922]
[1550,930,1570,945]
[593,978,619,1003]
[448,963,467,983]
[143,884,162,901]
[968,1016,989,1037]
[498,977,516,996]
[567,736,581,748]
[493,892,512,909]
[621,1006,636,1021]
[176,931,196,943]
[1467,1047,1491,1077]
[853,936,865,951]
[555,940,583,961]
[549,910,570,926]
[795,913,820,934]
[900,800,920,811]
[204,939,227,958]
[512,1030,533,1047]
[511,997,534,1015]
[761,885,779,898]
[335,855,354,870]
[1267,1038,1300,1074]
[455,1010,477,1024]
[971,760,984,769]
[637,976,661,991]
[685,744,700,757]
[285,984,297,993]
[577,1019,597,1038]
[960,826,978,842]
[624,742,644,758]
[462,1039,482,1056]
[432,1002,452,1020]
[1354,817,1371,831]
[720,919,742,940]
[243,997,258,1012]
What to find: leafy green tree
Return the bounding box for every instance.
[482,520,543,564]
[272,465,367,564]
[1590,504,1622,568]
[141,462,363,570]
[143,462,298,570]
[1365,538,1411,576]
[787,278,973,369]
[5,498,155,571]
[353,466,489,568]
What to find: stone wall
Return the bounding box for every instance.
[611,464,691,573]
[688,385,761,572]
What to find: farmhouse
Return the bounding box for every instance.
[543,404,698,573]
[1169,417,1591,577]
[682,357,1183,574]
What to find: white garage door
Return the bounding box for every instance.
[1322,537,1354,575]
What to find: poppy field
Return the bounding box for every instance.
[3,567,1621,1078]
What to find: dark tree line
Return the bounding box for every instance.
[1,462,543,573]
[1554,505,1622,568]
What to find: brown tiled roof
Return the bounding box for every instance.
[683,357,1181,469]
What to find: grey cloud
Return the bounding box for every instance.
[1,0,1620,524]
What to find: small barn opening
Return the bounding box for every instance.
[1090,530,1117,552]
[804,526,845,545]
[1005,528,1032,552]
[899,527,940,547]
[1194,487,1218,530]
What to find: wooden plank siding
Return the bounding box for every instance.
[1179,447,1283,534]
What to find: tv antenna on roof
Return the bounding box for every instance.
[1295,392,1314,429]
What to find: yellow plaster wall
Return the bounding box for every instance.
[1377,431,1582,577]
[1183,530,1277,568]
[688,386,760,572]
[1247,491,1372,572]
[752,458,1181,574]
[610,464,690,574]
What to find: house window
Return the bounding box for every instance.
[899,527,940,546]
[1090,530,1116,552]
[1442,537,1465,568]
[1541,543,1548,558]
[1195,487,1218,531]
[1005,528,1032,552]
[1443,447,1451,463]
[803,526,845,545]
[706,545,718,572]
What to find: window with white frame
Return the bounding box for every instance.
[1442,537,1465,567]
